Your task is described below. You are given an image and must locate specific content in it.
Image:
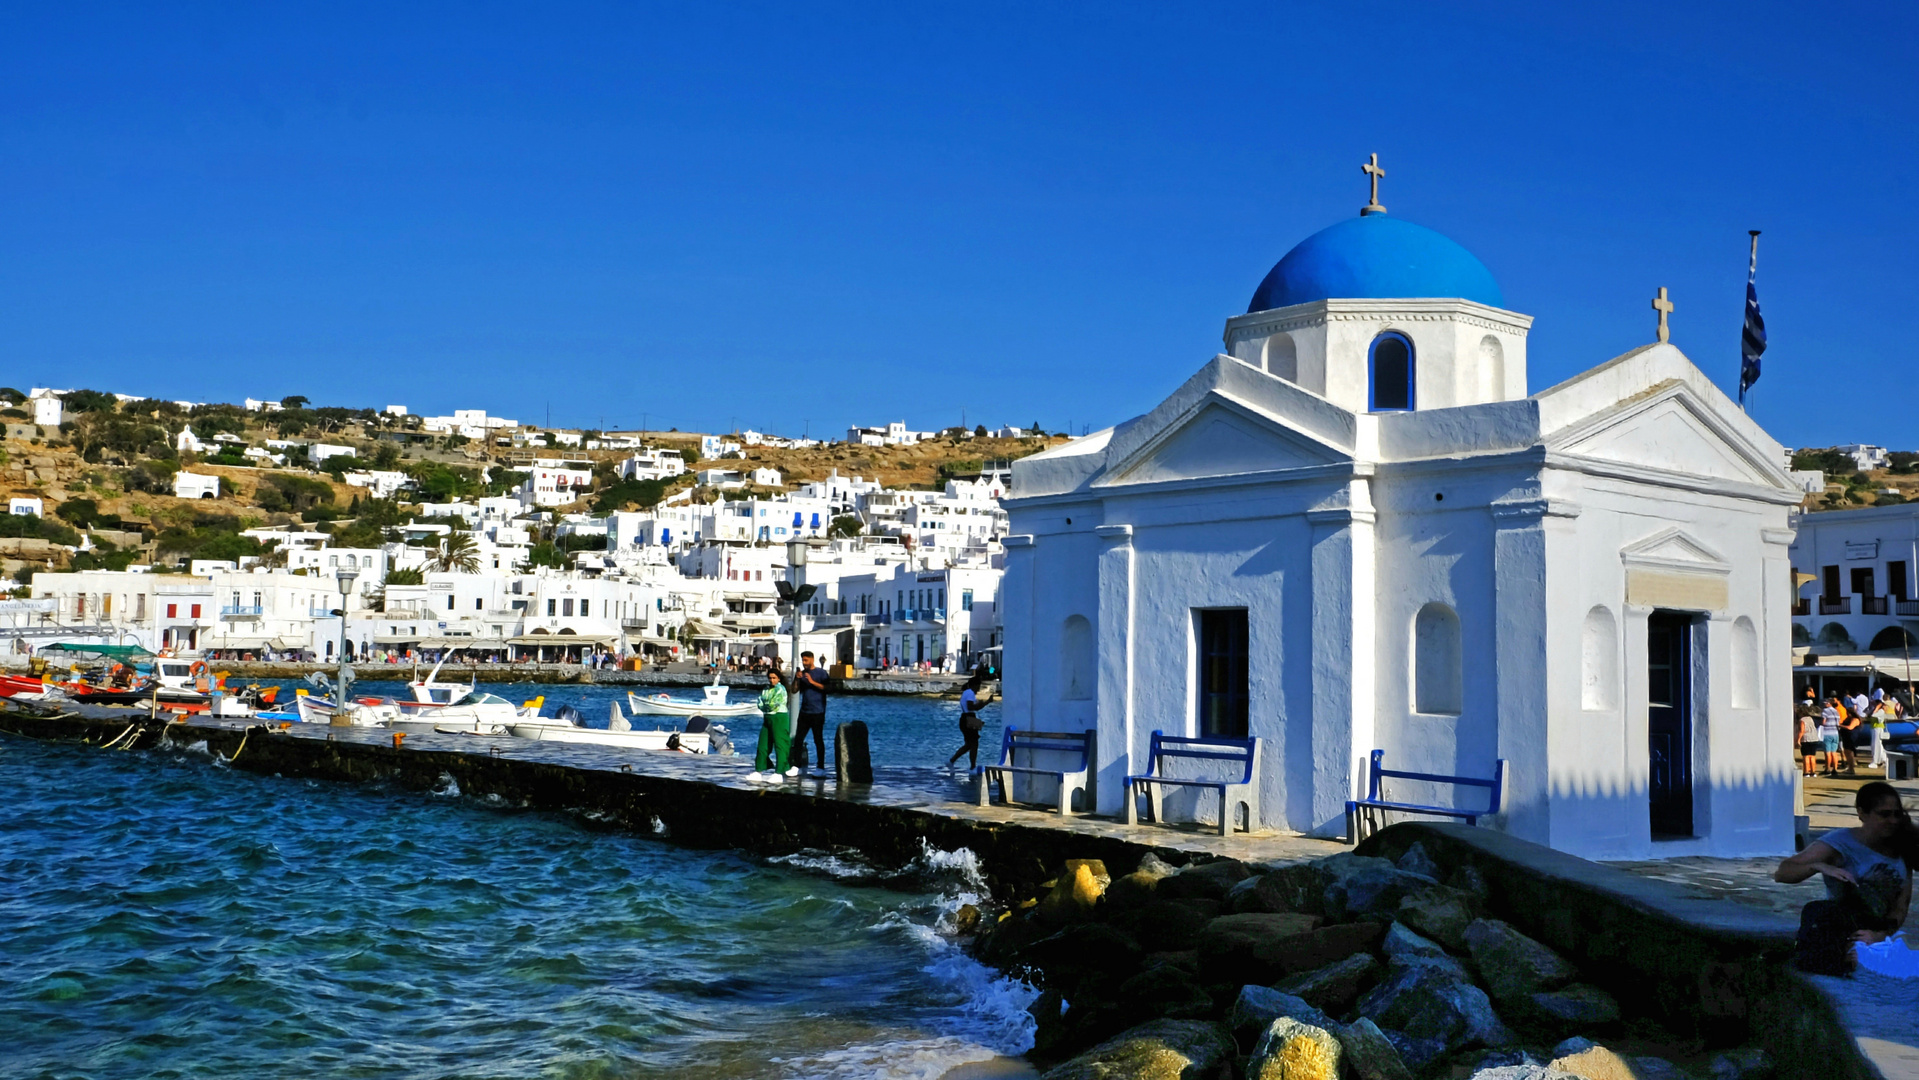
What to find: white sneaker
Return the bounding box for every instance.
[784,766,801,778]
[746,771,769,783]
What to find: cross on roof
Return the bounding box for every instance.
[1651,287,1674,344]
[1361,153,1387,216]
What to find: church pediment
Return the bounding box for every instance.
[1620,526,1731,574]
[1552,386,1786,490]
[1101,394,1348,487]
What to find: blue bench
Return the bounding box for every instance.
[1123,730,1261,837]
[977,727,1096,815]
[1346,749,1505,843]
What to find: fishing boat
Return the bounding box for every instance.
[509,701,731,754]
[379,658,550,734]
[626,680,758,719]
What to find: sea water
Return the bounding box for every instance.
[0,731,1037,1079]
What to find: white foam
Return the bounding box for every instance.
[431,773,461,798]
[770,848,881,880]
[773,1035,1024,1080]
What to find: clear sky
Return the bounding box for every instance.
[0,3,1910,448]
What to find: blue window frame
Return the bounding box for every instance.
[1370,332,1415,411]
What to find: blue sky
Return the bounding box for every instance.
[0,3,1910,448]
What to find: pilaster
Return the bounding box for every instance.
[1094,524,1134,814]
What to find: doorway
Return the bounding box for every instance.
[1647,611,1695,837]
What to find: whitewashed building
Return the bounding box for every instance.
[173,472,221,500]
[617,448,686,482]
[1000,195,1802,860]
[1788,503,1919,654]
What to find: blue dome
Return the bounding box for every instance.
[1248,214,1504,312]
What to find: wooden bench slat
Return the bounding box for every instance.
[1345,749,1504,844]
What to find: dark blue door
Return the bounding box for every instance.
[1647,612,1694,836]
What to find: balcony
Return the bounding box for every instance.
[220,605,264,618]
[1819,597,1852,615]
[1863,596,1890,615]
[1899,599,1919,618]
[1791,599,1811,617]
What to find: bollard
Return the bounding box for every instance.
[834,721,873,785]
[391,732,406,749]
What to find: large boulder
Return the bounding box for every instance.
[1226,985,1334,1047]
[1470,1067,1577,1080]
[1380,922,1470,980]
[1037,861,1110,927]
[1037,1019,1236,1080]
[1396,842,1441,881]
[1549,1045,1641,1080]
[1156,858,1252,902]
[1020,922,1145,995]
[1395,885,1478,951]
[1248,1017,1343,1080]
[1197,914,1394,988]
[1106,854,1179,912]
[1336,1018,1415,1080]
[1519,984,1621,1029]
[1708,1048,1772,1080]
[1131,899,1222,953]
[1463,919,1577,1002]
[1117,959,1215,1022]
[1319,853,1437,922]
[1355,961,1516,1070]
[1226,872,1302,914]
[1274,952,1381,1014]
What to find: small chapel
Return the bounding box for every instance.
[999,163,1801,861]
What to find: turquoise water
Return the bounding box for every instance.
[273,679,1003,769]
[0,732,1035,1079]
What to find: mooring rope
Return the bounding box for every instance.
[98,723,139,751]
[225,729,251,763]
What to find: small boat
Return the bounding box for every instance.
[627,680,758,719]
[509,702,731,754]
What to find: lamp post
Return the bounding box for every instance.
[335,567,359,664]
[785,538,807,688]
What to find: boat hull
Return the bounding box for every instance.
[507,723,711,753]
[625,692,757,718]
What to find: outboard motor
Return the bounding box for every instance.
[556,704,583,725]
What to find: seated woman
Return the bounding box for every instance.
[1775,781,1917,974]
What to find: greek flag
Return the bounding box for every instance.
[1739,235,1766,405]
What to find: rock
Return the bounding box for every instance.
[1036,1018,1237,1080]
[1551,1038,1597,1059]
[1263,862,1332,916]
[1550,1046,1640,1080]
[1227,872,1302,914]
[1628,1058,1686,1080]
[975,910,1048,969]
[1131,899,1221,953]
[1020,923,1146,994]
[1470,1067,1576,1080]
[1707,1048,1771,1080]
[1396,842,1441,881]
[954,903,981,934]
[1273,952,1380,1014]
[1065,858,1112,890]
[1337,1017,1415,1080]
[1320,853,1437,921]
[1157,858,1252,901]
[1380,921,1469,979]
[1395,885,1477,951]
[1248,1017,1343,1080]
[1117,959,1214,1022]
[1521,984,1621,1027]
[1463,1050,1545,1072]
[1448,864,1491,904]
[1105,870,1165,912]
[1037,861,1108,927]
[1355,962,1515,1070]
[1227,985,1334,1046]
[1463,919,1578,1002]
[1199,913,1390,988]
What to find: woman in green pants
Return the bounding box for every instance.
[751,669,795,781]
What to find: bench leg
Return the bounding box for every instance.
[1216,788,1229,837]
[1124,780,1139,825]
[1149,783,1165,826]
[977,767,991,808]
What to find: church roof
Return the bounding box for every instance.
[1247,213,1505,313]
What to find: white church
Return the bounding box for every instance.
[999,168,1801,861]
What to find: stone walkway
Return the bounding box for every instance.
[207,716,1350,867]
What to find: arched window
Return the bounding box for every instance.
[1582,605,1619,711]
[1264,332,1298,382]
[1413,602,1462,714]
[1731,616,1760,709]
[1370,332,1415,411]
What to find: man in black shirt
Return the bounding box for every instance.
[793,650,830,770]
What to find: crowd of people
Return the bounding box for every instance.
[1797,687,1908,777]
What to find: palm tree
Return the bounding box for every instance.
[435,531,480,573]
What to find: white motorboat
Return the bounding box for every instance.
[626,680,759,719]
[385,658,548,734]
[294,692,401,727]
[508,702,730,754]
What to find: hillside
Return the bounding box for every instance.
[0,389,1067,581]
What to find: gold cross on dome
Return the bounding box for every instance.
[1651,286,1674,343]
[1361,153,1387,216]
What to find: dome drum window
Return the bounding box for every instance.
[1371,332,1415,411]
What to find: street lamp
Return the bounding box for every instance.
[335,567,359,664]
[784,539,807,684]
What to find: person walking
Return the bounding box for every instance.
[1870,690,1896,772]
[792,650,829,772]
[750,669,796,782]
[946,672,987,771]
[1820,697,1846,778]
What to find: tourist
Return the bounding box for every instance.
[750,669,795,782]
[1840,708,1864,775]
[946,672,986,771]
[1774,781,1916,974]
[792,651,829,771]
[1820,698,1846,777]
[1798,708,1823,779]
[1869,691,1898,771]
